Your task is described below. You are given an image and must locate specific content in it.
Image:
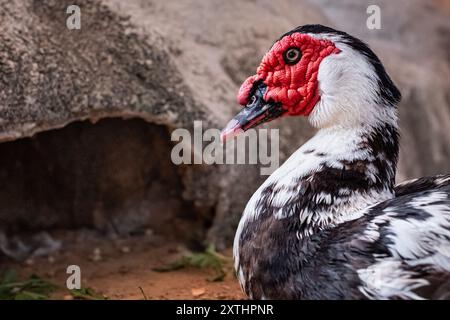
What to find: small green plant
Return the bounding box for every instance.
[0,269,56,300]
[153,245,232,282]
[69,287,107,300]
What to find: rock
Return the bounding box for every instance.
[0,231,61,261]
[120,246,130,254]
[0,0,449,249]
[191,287,206,297]
[91,248,102,262]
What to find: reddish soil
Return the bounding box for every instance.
[1,230,244,300]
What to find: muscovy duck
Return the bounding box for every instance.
[221,24,450,300]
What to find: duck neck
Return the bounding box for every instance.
[312,121,399,192]
[307,120,398,233]
[265,119,399,237]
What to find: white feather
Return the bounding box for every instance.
[358,259,429,300]
[308,33,398,130]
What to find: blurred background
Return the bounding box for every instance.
[0,0,449,299]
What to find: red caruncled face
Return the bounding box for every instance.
[238,33,340,116]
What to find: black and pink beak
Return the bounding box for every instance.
[220,82,285,142]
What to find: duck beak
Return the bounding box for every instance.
[221,83,284,142]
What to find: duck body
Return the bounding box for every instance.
[235,123,450,299]
[222,24,450,300]
[236,173,450,299]
[235,122,450,299]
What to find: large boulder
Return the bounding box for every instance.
[1,0,449,249]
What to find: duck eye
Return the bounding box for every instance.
[283,47,302,65]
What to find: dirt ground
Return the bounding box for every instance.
[1,230,244,300]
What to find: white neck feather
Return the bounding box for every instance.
[308,35,398,130]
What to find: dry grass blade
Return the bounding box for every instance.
[152,245,233,282]
[69,287,107,300]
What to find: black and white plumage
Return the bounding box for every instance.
[221,25,450,300]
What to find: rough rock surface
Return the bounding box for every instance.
[0,0,449,249]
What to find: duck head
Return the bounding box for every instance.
[221,24,401,141]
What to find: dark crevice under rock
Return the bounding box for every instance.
[0,118,206,245]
